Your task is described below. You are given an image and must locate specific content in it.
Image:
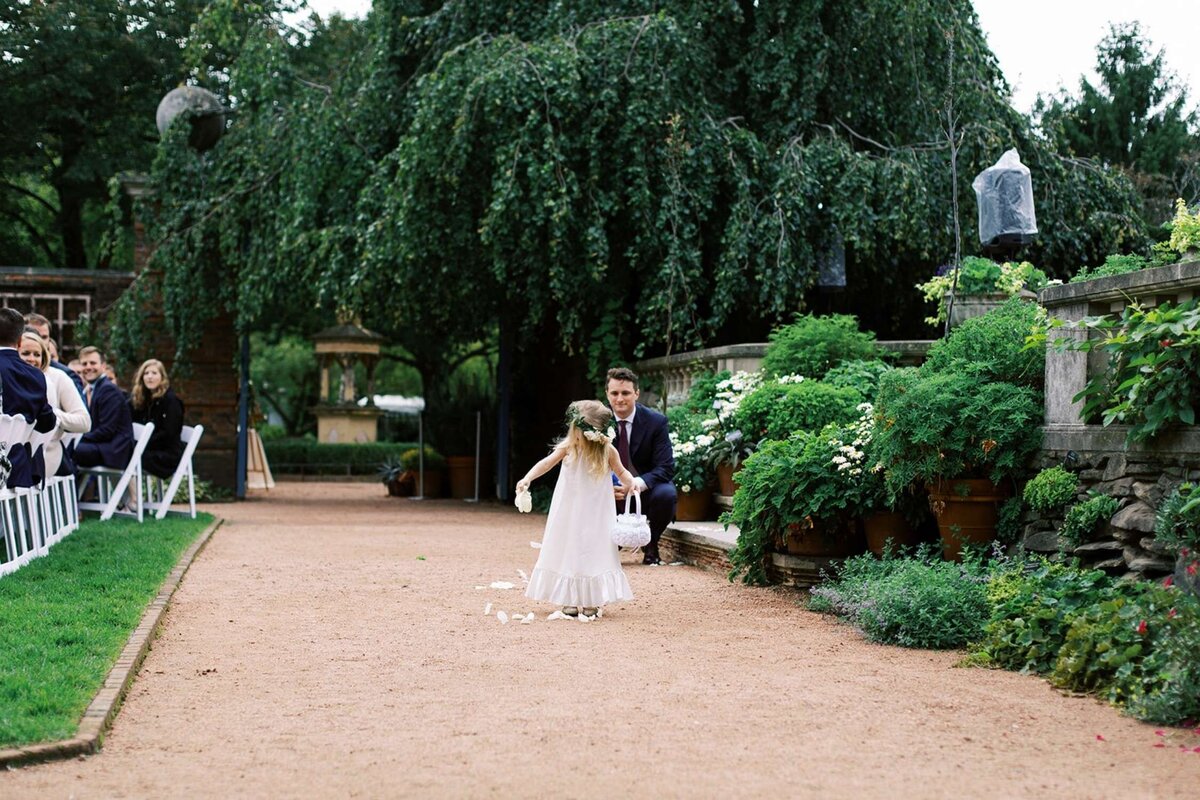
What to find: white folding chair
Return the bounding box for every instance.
[143,424,204,520]
[77,422,155,522]
[0,413,36,577]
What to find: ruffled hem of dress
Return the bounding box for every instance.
[524,567,633,607]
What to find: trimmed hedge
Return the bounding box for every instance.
[264,439,420,475]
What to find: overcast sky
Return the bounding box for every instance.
[302,0,1200,114]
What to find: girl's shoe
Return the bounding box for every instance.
[581,607,599,617]
[561,606,579,617]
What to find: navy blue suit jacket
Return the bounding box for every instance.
[0,349,56,488]
[80,376,134,468]
[624,403,675,490]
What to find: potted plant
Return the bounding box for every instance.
[916,257,1049,329]
[873,366,1042,560]
[1155,483,1200,601]
[671,430,716,521]
[703,371,762,496]
[400,446,446,497]
[377,456,411,497]
[724,420,871,584]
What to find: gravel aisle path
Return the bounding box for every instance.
[2,483,1196,798]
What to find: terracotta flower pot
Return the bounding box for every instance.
[927,478,1010,561]
[408,469,444,498]
[447,456,478,499]
[675,487,713,521]
[781,518,864,557]
[862,511,920,556]
[715,463,741,497]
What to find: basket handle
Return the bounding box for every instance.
[623,488,642,516]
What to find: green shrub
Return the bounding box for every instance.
[1022,466,1079,513]
[736,380,861,442]
[917,258,1050,325]
[257,424,287,442]
[873,366,1043,499]
[923,297,1045,388]
[761,313,877,380]
[667,405,708,443]
[1154,482,1200,556]
[400,446,445,471]
[264,439,420,475]
[1069,253,1152,284]
[1060,493,1119,548]
[822,359,894,401]
[681,370,730,416]
[1119,594,1200,724]
[810,551,990,648]
[974,561,1114,674]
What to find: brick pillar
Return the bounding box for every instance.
[121,174,240,493]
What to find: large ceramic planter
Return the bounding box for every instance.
[407,469,444,498]
[781,518,864,557]
[715,463,741,497]
[862,511,921,556]
[927,478,1010,561]
[675,487,713,521]
[447,456,478,499]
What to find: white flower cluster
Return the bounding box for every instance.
[827,403,876,477]
[709,370,763,426]
[670,432,716,459]
[776,373,805,385]
[583,427,615,444]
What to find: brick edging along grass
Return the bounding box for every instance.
[0,517,223,769]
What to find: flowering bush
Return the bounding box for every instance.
[670,430,716,494]
[704,370,762,469]
[916,257,1050,326]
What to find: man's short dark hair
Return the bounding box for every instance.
[24,312,51,330]
[0,308,26,347]
[606,367,639,390]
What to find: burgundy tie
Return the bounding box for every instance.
[616,420,633,472]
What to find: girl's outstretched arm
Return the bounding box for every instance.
[516,446,567,494]
[608,445,637,494]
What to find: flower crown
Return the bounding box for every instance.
[567,406,615,444]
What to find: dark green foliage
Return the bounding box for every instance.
[737,380,862,442]
[0,515,212,747]
[975,559,1200,725]
[681,371,730,417]
[1069,253,1155,284]
[761,314,878,380]
[821,359,894,402]
[1154,483,1200,556]
[924,298,1046,388]
[666,406,707,443]
[873,366,1043,498]
[1060,493,1120,548]
[810,550,990,648]
[1022,466,1079,513]
[264,440,420,475]
[1065,298,1200,441]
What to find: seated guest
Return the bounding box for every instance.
[74,346,134,470]
[19,330,90,477]
[0,309,57,488]
[129,359,185,479]
[68,358,85,382]
[24,312,85,399]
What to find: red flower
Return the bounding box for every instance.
[1169,608,1178,618]
[1137,620,1148,635]
[1156,730,1166,736]
[1153,742,1166,748]
[1096,734,1106,741]
[1161,338,1174,348]
[1189,562,1198,577]
[1164,575,1175,587]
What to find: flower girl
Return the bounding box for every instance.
[516,400,637,617]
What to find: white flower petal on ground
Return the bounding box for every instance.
[497,610,509,624]
[475,585,485,590]
[596,608,604,618]
[520,613,534,624]
[489,581,516,590]
[517,569,528,583]
[546,610,569,621]
[483,602,492,615]
[530,541,542,549]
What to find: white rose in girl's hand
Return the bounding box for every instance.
[515,490,533,513]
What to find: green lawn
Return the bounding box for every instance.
[0,513,214,748]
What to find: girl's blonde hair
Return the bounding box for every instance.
[131,358,171,410]
[556,399,614,476]
[19,331,49,371]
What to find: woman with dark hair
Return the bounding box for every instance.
[129,358,185,478]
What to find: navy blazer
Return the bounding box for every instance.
[622,403,675,490]
[51,359,86,401]
[0,349,56,488]
[79,376,134,468]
